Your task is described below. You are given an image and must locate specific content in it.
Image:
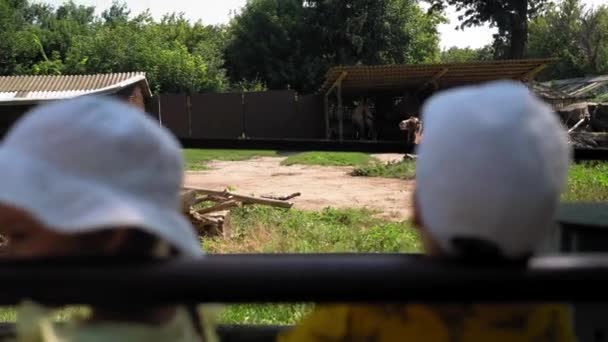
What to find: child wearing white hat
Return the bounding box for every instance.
[279,80,576,342]
[0,96,217,341]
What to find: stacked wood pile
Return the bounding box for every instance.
[181,187,300,238]
[557,102,608,149]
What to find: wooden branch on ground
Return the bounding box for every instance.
[195,200,241,215]
[183,187,294,208]
[191,211,223,225]
[261,192,301,201]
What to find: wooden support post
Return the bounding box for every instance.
[337,82,343,142]
[521,64,547,81]
[326,72,348,96]
[416,68,448,94]
[324,94,330,139]
[187,95,192,138]
[324,71,347,142]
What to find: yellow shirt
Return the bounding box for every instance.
[278,304,576,342]
[13,301,220,342]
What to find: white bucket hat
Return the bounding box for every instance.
[0,96,202,256]
[416,80,571,258]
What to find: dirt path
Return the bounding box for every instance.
[184,156,414,220]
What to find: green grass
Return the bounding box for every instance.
[353,160,608,202]
[352,160,416,180]
[183,149,278,170]
[0,306,89,323]
[204,206,420,254]
[202,206,421,325]
[562,161,608,202]
[281,152,376,167]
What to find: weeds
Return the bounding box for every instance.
[352,160,416,180]
[183,149,278,170]
[281,152,376,167]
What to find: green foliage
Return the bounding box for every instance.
[280,152,376,167]
[221,304,312,325]
[528,0,608,80]
[562,161,608,202]
[0,0,443,93]
[440,45,494,63]
[430,0,550,59]
[352,160,416,180]
[224,0,443,92]
[230,78,268,93]
[204,206,421,254]
[183,149,279,170]
[0,1,228,93]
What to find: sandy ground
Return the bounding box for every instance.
[184,155,414,221]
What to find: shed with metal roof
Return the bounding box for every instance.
[0,72,152,105]
[0,72,153,137]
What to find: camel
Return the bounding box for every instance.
[351,98,375,140]
[399,116,423,145]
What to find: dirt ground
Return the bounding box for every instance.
[184,154,414,221]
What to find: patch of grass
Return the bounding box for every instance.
[220,304,312,326]
[352,160,416,180]
[281,152,376,167]
[352,160,608,202]
[203,206,421,325]
[204,206,420,254]
[183,149,278,171]
[563,161,608,202]
[0,306,89,323]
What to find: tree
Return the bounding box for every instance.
[428,0,550,59]
[224,0,443,92]
[527,0,608,79]
[101,1,130,26]
[440,45,494,63]
[64,13,228,93]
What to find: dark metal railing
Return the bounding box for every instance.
[0,254,606,305]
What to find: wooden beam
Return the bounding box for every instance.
[337,82,343,142]
[325,71,348,97]
[182,187,294,209]
[416,68,448,93]
[521,64,547,81]
[324,94,330,139]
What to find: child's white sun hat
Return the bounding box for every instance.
[0,96,202,256]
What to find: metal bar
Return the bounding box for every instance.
[0,254,606,304]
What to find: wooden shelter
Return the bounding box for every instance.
[319,58,554,140]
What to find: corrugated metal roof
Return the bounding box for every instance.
[529,83,582,100]
[538,75,608,99]
[319,59,555,95]
[0,72,152,104]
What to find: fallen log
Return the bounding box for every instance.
[195,200,241,215]
[261,193,301,201]
[182,187,294,209]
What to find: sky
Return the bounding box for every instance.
[35,0,606,50]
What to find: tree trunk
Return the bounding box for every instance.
[508,0,529,59]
